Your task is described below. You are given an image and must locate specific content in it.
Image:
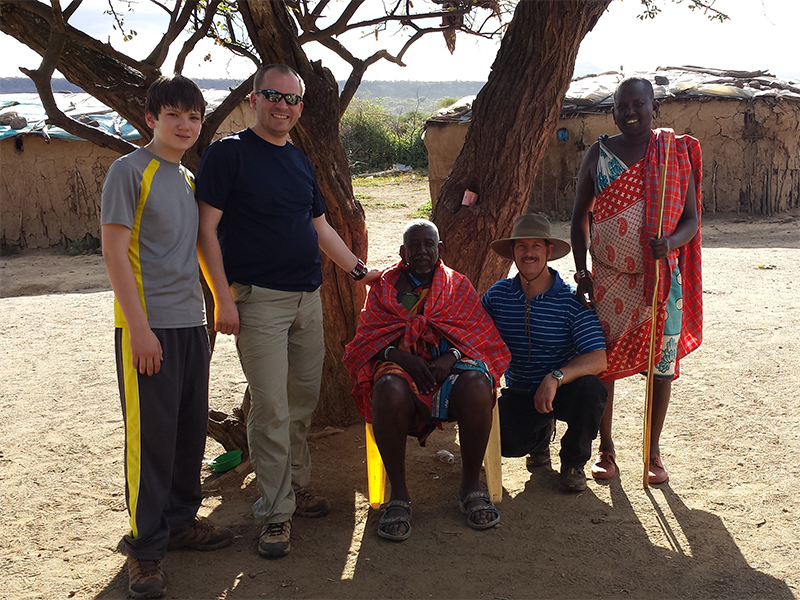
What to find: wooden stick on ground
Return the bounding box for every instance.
[643,135,671,489]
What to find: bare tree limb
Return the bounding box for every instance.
[307,0,365,38]
[297,7,471,43]
[174,0,222,74]
[144,0,200,67]
[21,0,136,155]
[62,0,82,21]
[4,0,158,76]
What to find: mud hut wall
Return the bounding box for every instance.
[0,101,256,250]
[1,136,120,249]
[423,120,470,206]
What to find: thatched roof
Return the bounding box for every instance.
[427,66,800,123]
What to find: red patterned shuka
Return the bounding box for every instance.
[343,260,511,422]
[591,128,703,380]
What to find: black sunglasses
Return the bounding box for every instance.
[255,89,303,106]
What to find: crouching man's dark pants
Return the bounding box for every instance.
[498,375,607,468]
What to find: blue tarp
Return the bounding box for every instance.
[0,92,142,141]
[0,89,232,142]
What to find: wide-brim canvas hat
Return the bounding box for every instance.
[490,214,571,261]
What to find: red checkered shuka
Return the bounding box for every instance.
[643,129,703,369]
[342,260,511,421]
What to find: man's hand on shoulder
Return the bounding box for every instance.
[361,267,382,285]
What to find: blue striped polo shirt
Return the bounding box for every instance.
[481,269,606,388]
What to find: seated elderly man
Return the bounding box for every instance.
[343,219,510,541]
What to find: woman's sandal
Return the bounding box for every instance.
[377,499,412,541]
[458,490,500,530]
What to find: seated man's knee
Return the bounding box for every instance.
[372,374,414,413]
[451,371,493,404]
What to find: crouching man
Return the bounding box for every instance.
[482,214,608,492]
[343,219,510,540]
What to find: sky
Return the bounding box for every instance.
[1,0,798,84]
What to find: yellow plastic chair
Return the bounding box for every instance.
[365,401,503,509]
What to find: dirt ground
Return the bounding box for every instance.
[1,176,799,600]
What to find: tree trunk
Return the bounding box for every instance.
[432,0,611,295]
[241,2,366,426]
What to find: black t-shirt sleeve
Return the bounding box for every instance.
[195,138,237,211]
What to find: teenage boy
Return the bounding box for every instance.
[102,75,233,600]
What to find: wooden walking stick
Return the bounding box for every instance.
[643,136,671,488]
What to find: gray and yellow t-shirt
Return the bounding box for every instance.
[102,147,205,329]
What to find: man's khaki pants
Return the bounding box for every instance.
[231,283,325,524]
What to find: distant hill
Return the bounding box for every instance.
[1,77,85,93]
[0,77,482,114]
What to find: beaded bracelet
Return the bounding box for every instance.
[574,269,591,283]
[350,258,368,281]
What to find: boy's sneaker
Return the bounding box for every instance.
[127,557,166,599]
[258,519,291,558]
[294,487,331,518]
[168,518,234,551]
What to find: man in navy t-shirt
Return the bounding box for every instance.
[196,64,378,558]
[481,215,608,492]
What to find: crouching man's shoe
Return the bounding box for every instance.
[127,557,166,599]
[560,464,588,492]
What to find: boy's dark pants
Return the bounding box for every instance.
[498,375,607,468]
[115,326,210,560]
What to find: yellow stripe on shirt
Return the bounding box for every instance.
[114,159,160,327]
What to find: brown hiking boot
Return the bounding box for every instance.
[168,517,234,551]
[294,487,331,518]
[127,557,166,599]
[258,519,291,558]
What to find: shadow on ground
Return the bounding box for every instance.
[94,424,791,599]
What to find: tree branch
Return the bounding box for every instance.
[144,0,200,67]
[297,7,471,43]
[62,0,82,21]
[174,0,222,74]
[20,0,136,155]
[3,0,158,76]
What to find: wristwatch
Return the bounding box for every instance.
[551,369,564,387]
